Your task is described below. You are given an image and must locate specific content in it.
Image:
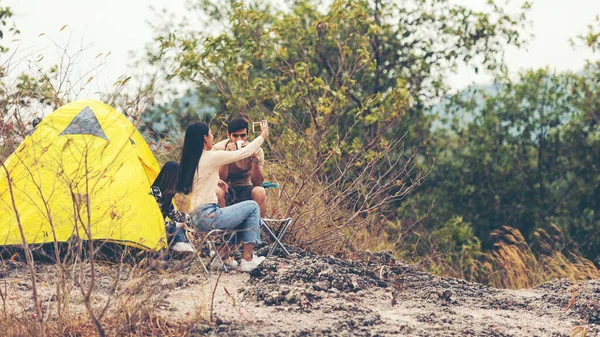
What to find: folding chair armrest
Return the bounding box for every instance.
[261,181,279,189]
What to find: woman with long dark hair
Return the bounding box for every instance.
[151,161,194,253]
[178,120,269,272]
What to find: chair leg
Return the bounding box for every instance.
[267,218,292,256]
[197,229,230,274]
[198,254,210,275]
[262,218,292,257]
[208,240,228,272]
[185,230,210,275]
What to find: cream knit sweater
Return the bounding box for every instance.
[188,135,264,211]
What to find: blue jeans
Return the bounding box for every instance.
[191,201,261,246]
[166,223,188,245]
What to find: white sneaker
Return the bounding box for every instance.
[171,242,195,253]
[239,254,266,272]
[224,257,239,269]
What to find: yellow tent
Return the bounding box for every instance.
[0,100,167,250]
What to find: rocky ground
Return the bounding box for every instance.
[1,247,599,336]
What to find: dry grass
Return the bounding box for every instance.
[253,126,428,256]
[0,303,200,337]
[474,226,600,289]
[0,255,214,337]
[421,225,600,289]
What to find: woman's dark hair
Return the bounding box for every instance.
[152,161,179,214]
[177,122,209,194]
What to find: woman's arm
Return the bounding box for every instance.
[151,186,189,222]
[209,135,265,167]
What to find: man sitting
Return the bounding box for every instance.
[213,118,267,217]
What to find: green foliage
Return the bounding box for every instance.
[575,15,600,52]
[0,6,20,53]
[427,217,482,279]
[138,88,220,142]
[400,65,600,263]
[150,0,529,122]
[145,0,529,220]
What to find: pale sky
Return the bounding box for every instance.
[3,0,600,99]
[451,0,600,89]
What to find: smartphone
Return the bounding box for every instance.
[252,122,262,134]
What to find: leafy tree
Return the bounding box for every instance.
[0,5,19,52]
[149,0,529,136]
[144,0,529,240]
[576,15,600,53]
[400,65,600,262]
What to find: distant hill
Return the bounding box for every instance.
[429,83,500,131]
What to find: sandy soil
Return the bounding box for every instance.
[1,249,598,336]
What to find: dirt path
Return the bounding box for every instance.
[156,251,598,336]
[194,253,598,336]
[1,251,598,336]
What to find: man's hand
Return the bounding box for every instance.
[218,179,229,193]
[225,142,238,151]
[259,120,269,139]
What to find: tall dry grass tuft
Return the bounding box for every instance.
[474,226,600,289]
[415,224,599,289]
[382,218,600,289]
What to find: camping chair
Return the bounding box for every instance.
[260,181,293,257]
[261,218,292,256]
[185,181,293,273]
[188,222,251,274]
[165,223,211,275]
[181,227,211,275]
[192,227,234,274]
